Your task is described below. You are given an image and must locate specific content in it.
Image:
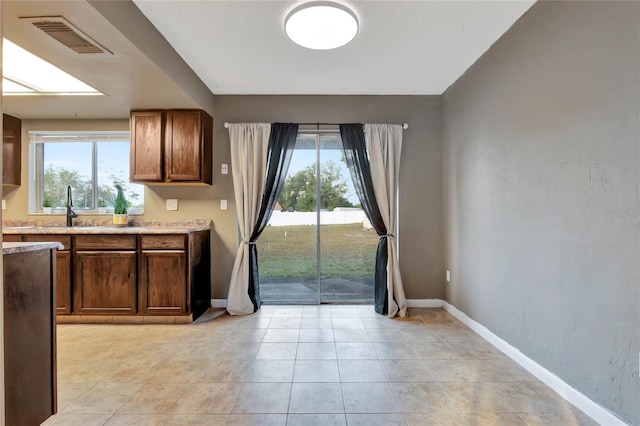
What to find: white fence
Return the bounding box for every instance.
[269,208,372,228]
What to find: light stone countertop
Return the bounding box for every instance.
[2,225,210,235]
[2,220,211,235]
[3,242,64,255]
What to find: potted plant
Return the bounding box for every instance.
[42,196,53,214]
[97,198,108,214]
[113,184,128,226]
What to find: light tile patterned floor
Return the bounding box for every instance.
[44,306,595,425]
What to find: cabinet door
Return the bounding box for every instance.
[74,251,137,314]
[139,250,187,314]
[165,110,203,182]
[56,251,72,314]
[3,113,21,186]
[130,111,164,182]
[22,235,73,314]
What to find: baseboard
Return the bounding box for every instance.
[211,299,227,308]
[214,298,443,308]
[406,299,443,308]
[442,301,627,426]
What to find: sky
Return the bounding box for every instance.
[44,141,145,203]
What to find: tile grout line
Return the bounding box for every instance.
[49,306,597,425]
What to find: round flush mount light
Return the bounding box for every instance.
[285,2,359,50]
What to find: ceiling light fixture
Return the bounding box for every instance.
[2,38,102,95]
[285,2,358,50]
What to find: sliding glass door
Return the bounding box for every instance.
[258,131,377,304]
[258,135,318,303]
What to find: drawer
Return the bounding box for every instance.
[23,234,72,250]
[75,235,137,250]
[141,235,186,250]
[3,235,23,243]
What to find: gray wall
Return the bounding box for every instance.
[212,96,443,301]
[442,2,640,424]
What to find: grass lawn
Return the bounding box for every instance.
[257,223,379,278]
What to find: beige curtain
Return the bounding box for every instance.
[227,123,271,315]
[365,124,408,318]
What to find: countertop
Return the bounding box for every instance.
[3,242,64,255]
[3,225,210,235]
[2,220,211,235]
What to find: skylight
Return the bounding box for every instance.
[2,38,102,95]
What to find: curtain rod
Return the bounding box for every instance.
[223,122,409,130]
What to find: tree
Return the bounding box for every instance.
[43,166,142,209]
[278,160,353,212]
[43,166,92,208]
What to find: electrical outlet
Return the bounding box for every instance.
[221,164,229,174]
[220,199,228,210]
[446,270,451,283]
[166,199,178,211]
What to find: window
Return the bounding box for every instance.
[29,131,144,214]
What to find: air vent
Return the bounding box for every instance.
[20,16,112,55]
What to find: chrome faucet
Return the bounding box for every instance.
[66,185,77,227]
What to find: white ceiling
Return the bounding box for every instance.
[133,0,535,95]
[2,0,535,119]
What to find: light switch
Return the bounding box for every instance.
[166,199,178,211]
[220,199,228,210]
[1,200,5,210]
[221,164,229,174]
[446,270,451,283]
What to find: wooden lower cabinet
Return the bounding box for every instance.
[2,234,22,243]
[4,246,57,425]
[74,251,137,314]
[56,251,72,314]
[23,235,72,315]
[140,250,187,314]
[4,229,211,322]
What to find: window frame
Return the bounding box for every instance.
[28,131,142,214]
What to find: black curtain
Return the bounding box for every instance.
[247,123,299,312]
[339,124,389,315]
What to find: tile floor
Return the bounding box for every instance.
[44,306,595,426]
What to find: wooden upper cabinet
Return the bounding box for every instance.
[3,113,22,186]
[130,109,212,185]
[130,111,164,182]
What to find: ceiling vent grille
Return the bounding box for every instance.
[21,16,112,55]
